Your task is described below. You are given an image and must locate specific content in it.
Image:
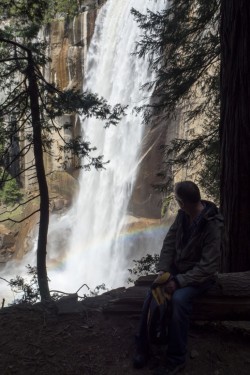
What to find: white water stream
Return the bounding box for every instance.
[1,0,167,303]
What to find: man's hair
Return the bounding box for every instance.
[174,181,201,204]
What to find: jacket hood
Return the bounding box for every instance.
[201,200,224,223]
[177,200,224,232]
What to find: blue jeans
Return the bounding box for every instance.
[166,281,213,366]
[136,280,213,365]
[135,290,153,351]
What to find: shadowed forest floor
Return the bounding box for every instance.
[0,301,250,375]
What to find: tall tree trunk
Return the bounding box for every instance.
[220,0,250,271]
[27,52,50,301]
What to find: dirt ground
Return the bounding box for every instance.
[0,300,250,375]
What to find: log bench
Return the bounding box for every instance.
[103,271,250,320]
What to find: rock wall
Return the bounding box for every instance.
[129,104,204,220]
[129,111,181,219]
[22,4,102,189]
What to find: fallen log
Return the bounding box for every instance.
[103,271,250,320]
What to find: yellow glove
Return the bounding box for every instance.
[151,272,172,305]
[152,272,171,287]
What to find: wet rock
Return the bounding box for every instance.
[0,234,3,248]
[0,246,14,263]
[2,233,15,248]
[53,198,65,211]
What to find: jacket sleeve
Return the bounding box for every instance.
[156,216,178,272]
[175,219,222,287]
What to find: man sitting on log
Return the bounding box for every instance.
[133,180,224,375]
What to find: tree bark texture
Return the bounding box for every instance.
[220,0,250,271]
[103,273,250,320]
[27,52,50,302]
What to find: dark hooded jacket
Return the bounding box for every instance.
[156,201,224,288]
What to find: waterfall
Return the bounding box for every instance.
[56,0,167,290]
[0,0,168,302]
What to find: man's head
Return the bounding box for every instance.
[174,181,201,210]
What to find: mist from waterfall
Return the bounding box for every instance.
[55,0,167,290]
[1,0,167,302]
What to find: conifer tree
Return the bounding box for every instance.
[134,0,250,272]
[132,0,220,200]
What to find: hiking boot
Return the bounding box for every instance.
[133,348,149,368]
[133,349,148,369]
[153,362,185,375]
[133,335,149,369]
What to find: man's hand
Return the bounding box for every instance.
[164,279,178,295]
[153,271,170,286]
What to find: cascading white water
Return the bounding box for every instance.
[0,0,168,301]
[56,0,168,290]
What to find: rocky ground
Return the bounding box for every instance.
[0,293,250,375]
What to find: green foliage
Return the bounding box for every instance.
[0,168,23,205]
[161,194,173,217]
[46,0,79,20]
[0,0,81,26]
[132,0,220,201]
[88,283,108,297]
[8,265,65,304]
[0,0,49,23]
[162,127,220,202]
[132,0,220,116]
[9,265,40,304]
[128,253,159,284]
[40,89,126,169]
[6,265,108,304]
[46,89,126,126]
[0,178,23,206]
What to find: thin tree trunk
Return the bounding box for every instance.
[220,0,250,271]
[26,52,50,301]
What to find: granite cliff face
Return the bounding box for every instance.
[128,113,179,219]
[44,11,97,91]
[44,0,107,92]
[41,9,98,178]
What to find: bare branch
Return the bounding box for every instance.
[0,57,27,63]
[0,277,10,284]
[0,208,40,223]
[0,195,40,216]
[0,37,31,53]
